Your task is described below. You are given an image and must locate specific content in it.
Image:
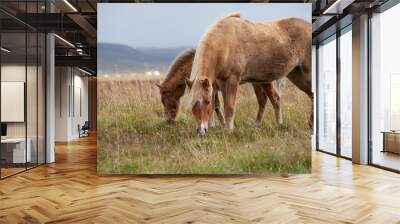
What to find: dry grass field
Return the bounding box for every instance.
[97,74,312,174]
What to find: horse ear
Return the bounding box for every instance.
[185,78,193,89]
[202,78,210,90]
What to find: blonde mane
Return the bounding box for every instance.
[187,12,242,109]
[189,12,241,80]
[226,11,240,18]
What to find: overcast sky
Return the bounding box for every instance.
[98,3,311,48]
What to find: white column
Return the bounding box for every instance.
[46,32,55,163]
[45,0,56,163]
[352,14,369,164]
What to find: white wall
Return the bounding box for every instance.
[55,67,89,141]
[1,65,26,134]
[71,73,89,138]
[1,65,26,81]
[55,67,70,141]
[1,65,35,138]
[1,63,46,164]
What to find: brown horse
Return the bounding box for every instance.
[188,13,312,134]
[157,48,283,129]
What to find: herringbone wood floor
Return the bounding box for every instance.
[1,135,400,224]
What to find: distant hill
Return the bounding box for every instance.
[98,43,193,74]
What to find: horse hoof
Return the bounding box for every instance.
[224,127,234,133]
[197,127,208,135]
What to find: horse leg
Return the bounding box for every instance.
[223,77,239,130]
[287,67,313,128]
[252,83,268,126]
[265,83,283,125]
[209,88,216,128]
[214,89,225,127]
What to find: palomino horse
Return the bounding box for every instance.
[187,13,312,134]
[157,48,283,128]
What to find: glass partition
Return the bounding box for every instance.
[0,1,46,179]
[1,31,28,177]
[370,3,400,171]
[317,35,337,154]
[339,26,352,158]
[26,0,44,169]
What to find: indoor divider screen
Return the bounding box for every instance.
[0,1,46,179]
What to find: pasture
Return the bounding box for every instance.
[97,74,312,174]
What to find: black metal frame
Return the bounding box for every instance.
[0,0,47,180]
[315,22,353,162]
[25,2,28,172]
[336,24,341,158]
[315,44,319,151]
[367,10,373,166]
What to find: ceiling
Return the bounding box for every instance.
[310,0,391,43]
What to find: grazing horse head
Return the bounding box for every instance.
[157,48,196,123]
[186,78,213,135]
[157,82,186,123]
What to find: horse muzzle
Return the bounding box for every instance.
[197,127,208,135]
[166,117,176,123]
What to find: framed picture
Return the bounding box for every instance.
[97,3,312,174]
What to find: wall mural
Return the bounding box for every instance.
[97,3,313,174]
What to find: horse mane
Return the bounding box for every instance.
[187,12,241,108]
[189,11,241,81]
[226,12,240,18]
[161,48,196,88]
